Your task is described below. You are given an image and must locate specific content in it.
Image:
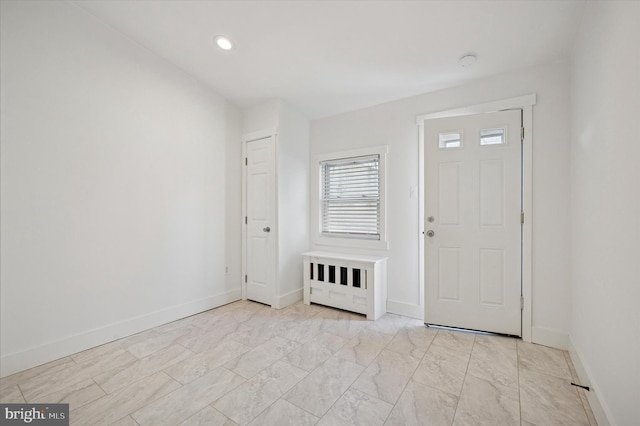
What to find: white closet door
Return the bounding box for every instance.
[246,136,276,306]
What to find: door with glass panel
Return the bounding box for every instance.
[424,110,522,335]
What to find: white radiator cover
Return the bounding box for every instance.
[302,251,387,320]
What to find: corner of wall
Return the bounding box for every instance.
[0,290,240,378]
[531,326,569,350]
[275,100,310,306]
[225,102,243,293]
[241,99,281,134]
[0,0,237,376]
[567,2,640,424]
[568,338,615,426]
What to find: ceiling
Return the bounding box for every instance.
[71,0,586,119]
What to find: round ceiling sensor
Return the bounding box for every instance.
[458,54,477,68]
[215,36,233,51]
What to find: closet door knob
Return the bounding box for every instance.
[263,226,271,233]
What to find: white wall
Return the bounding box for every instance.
[311,61,572,345]
[569,1,640,425]
[225,107,243,294]
[240,99,310,308]
[275,101,310,307]
[0,1,240,376]
[242,99,280,135]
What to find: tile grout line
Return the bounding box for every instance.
[277,395,320,422]
[563,349,594,424]
[215,315,324,425]
[380,327,440,424]
[278,314,398,423]
[272,327,339,423]
[4,303,235,405]
[9,304,589,426]
[518,341,594,425]
[284,317,372,422]
[92,376,110,397]
[448,332,476,426]
[288,315,334,395]
[228,355,314,425]
[332,321,401,422]
[517,339,523,426]
[110,415,139,426]
[16,382,28,404]
[133,367,239,425]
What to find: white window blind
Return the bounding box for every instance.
[321,154,380,239]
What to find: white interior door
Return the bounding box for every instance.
[424,110,522,336]
[245,136,276,306]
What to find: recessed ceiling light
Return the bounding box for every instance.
[458,54,477,68]
[215,35,233,51]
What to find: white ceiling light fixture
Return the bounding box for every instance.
[458,54,477,68]
[214,35,233,51]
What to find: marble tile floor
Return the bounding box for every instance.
[0,300,597,426]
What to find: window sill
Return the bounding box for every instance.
[313,235,389,251]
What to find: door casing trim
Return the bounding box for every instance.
[417,94,536,342]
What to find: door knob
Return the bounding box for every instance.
[426,230,435,237]
[263,226,271,233]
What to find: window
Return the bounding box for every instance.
[438,131,462,149]
[480,128,506,145]
[320,154,380,239]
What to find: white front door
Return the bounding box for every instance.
[245,136,276,306]
[424,110,522,336]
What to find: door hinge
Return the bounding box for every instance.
[520,296,524,310]
[521,127,525,140]
[520,212,525,224]
[244,274,247,283]
[245,216,247,224]
[245,157,248,166]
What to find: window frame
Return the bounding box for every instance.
[320,154,381,240]
[312,146,388,250]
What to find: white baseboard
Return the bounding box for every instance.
[387,299,423,320]
[275,287,303,309]
[568,339,615,426]
[0,289,241,378]
[531,326,569,350]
